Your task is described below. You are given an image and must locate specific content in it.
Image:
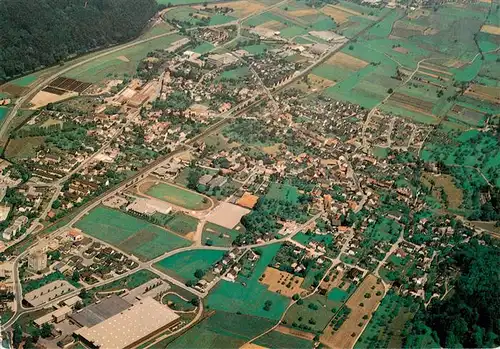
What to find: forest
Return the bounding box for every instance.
[404,238,500,348]
[0,0,158,82]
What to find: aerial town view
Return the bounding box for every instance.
[0,0,498,348]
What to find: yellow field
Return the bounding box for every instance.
[464,84,500,104]
[288,8,319,17]
[326,52,368,70]
[260,267,306,297]
[308,74,336,89]
[321,5,353,24]
[481,24,500,35]
[257,20,286,30]
[196,0,265,18]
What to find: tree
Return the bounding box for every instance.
[75,301,84,310]
[13,324,23,348]
[387,88,393,94]
[41,323,53,338]
[190,298,200,307]
[263,300,273,311]
[72,270,80,282]
[194,269,204,279]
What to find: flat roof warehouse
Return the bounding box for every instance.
[75,297,180,349]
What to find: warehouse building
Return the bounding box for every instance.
[75,297,180,349]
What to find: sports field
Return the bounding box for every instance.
[75,206,191,260]
[141,181,212,210]
[154,249,225,282]
[206,243,289,320]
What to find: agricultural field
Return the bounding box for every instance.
[206,243,289,320]
[202,222,241,246]
[168,311,276,348]
[196,1,266,19]
[320,275,384,348]
[254,329,314,348]
[65,33,186,84]
[154,249,225,283]
[139,180,213,210]
[74,206,191,260]
[155,212,199,237]
[164,7,237,27]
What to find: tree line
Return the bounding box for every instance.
[0,0,159,82]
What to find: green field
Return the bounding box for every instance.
[144,182,211,210]
[328,287,349,302]
[65,33,185,83]
[192,42,215,54]
[202,222,240,246]
[156,212,199,236]
[266,183,299,203]
[75,206,191,260]
[10,75,37,87]
[0,107,8,123]
[158,0,219,4]
[255,330,313,348]
[162,293,196,311]
[154,249,225,282]
[283,293,342,333]
[219,66,251,80]
[206,244,289,320]
[168,311,276,348]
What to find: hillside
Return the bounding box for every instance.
[0,0,158,82]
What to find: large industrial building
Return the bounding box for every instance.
[74,297,180,349]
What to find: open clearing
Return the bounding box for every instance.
[206,202,250,229]
[5,136,45,159]
[326,52,368,71]
[154,249,225,283]
[321,275,384,349]
[202,222,240,247]
[139,180,213,211]
[75,206,191,260]
[481,24,500,35]
[421,172,463,210]
[260,267,306,298]
[29,91,77,109]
